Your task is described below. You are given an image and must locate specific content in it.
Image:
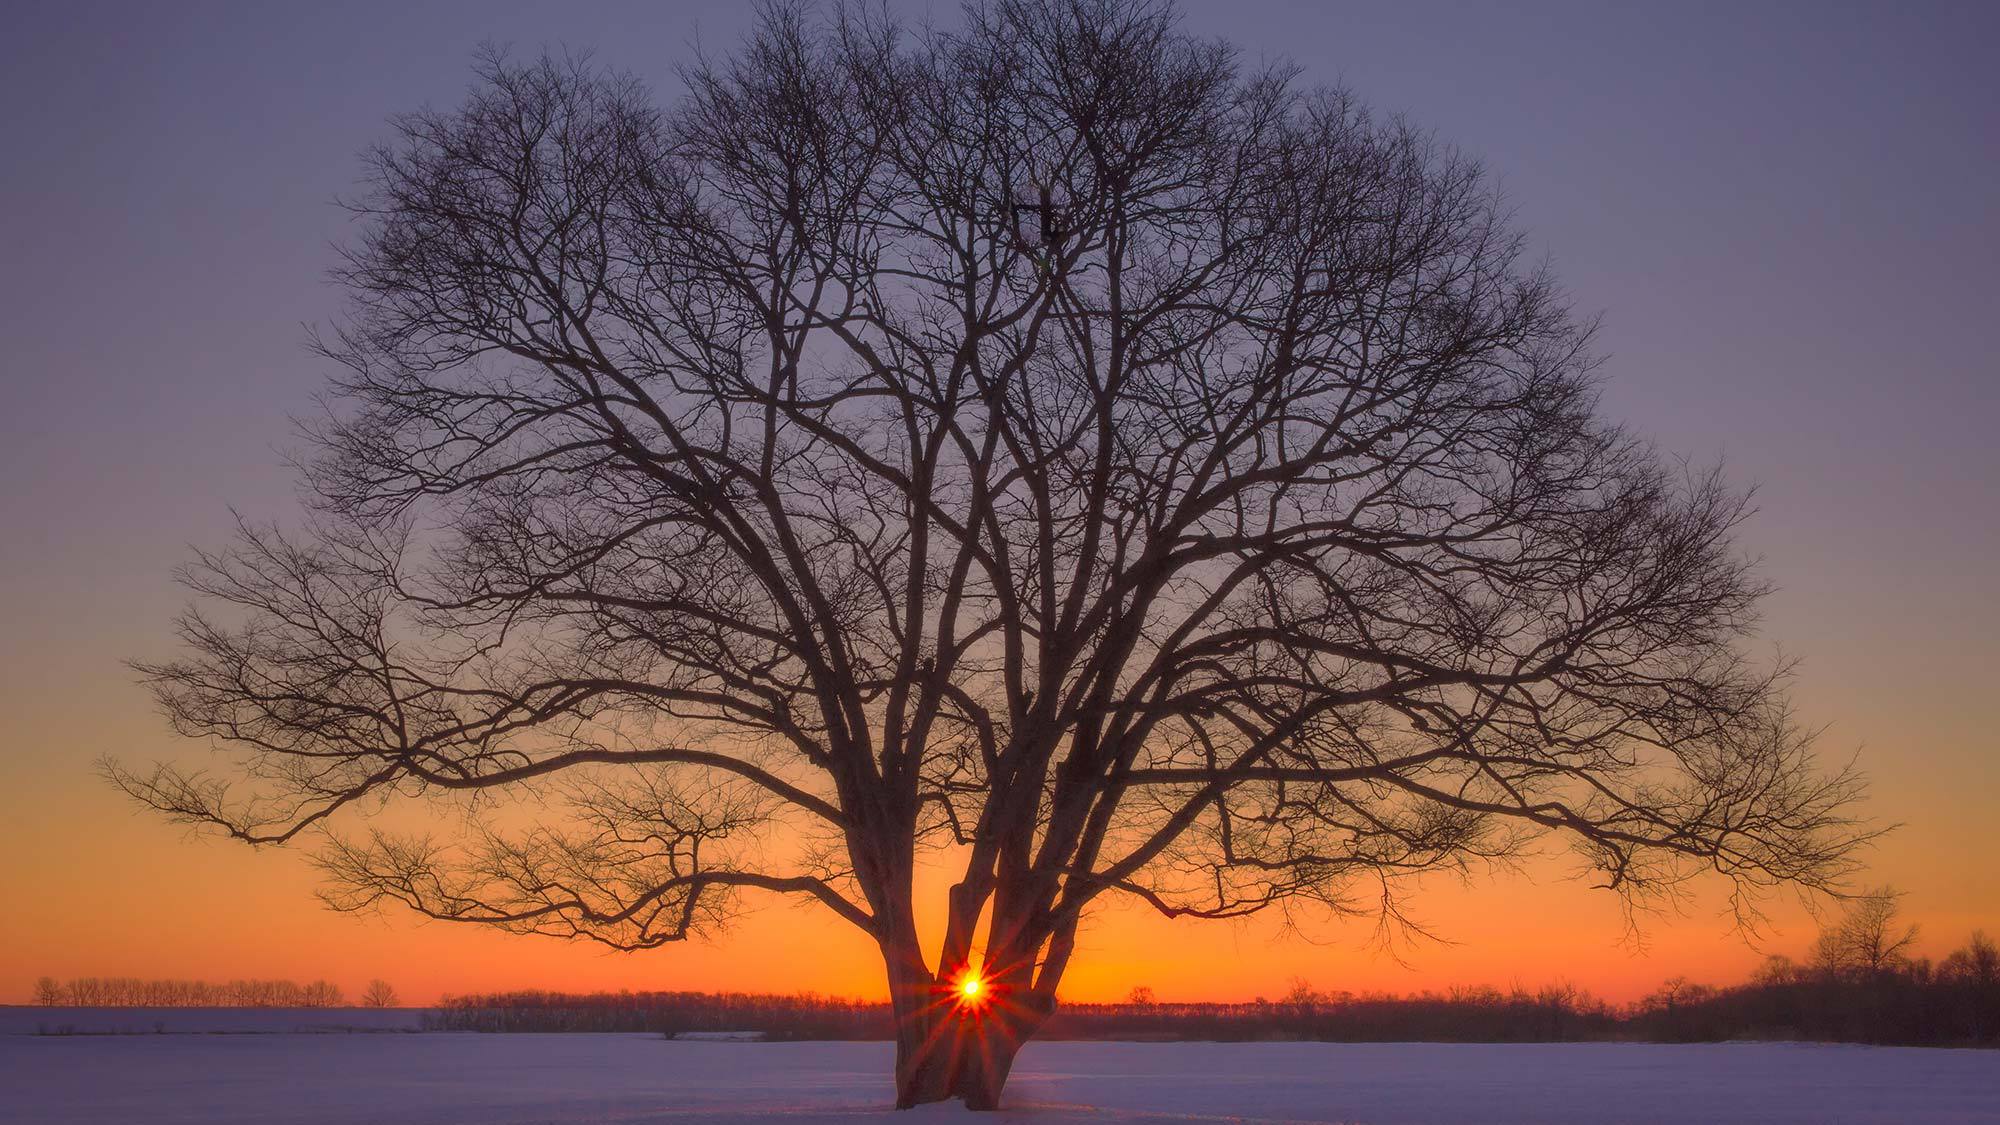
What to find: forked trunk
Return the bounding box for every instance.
[880,885,1056,1109]
[891,996,1033,1110]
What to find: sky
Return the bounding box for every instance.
[1,1,1996,1007]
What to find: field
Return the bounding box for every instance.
[3,1014,1997,1123]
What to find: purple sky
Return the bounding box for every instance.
[2,1,1996,992]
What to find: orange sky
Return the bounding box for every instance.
[4,462,1992,1006]
[1,628,1992,1007]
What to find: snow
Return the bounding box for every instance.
[1,1029,1996,1123]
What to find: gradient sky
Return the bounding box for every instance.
[2,1,1996,1007]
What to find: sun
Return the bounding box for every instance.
[954,969,986,1005]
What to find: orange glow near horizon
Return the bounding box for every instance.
[1,606,1994,1010]
[2,785,1990,1012]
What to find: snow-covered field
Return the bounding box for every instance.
[3,1026,1996,1123]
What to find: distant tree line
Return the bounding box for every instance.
[36,896,1995,1048]
[425,989,891,1039]
[423,983,1621,1042]
[30,976,398,1009]
[1631,894,1998,1046]
[429,896,1996,1048]
[1054,981,1622,1043]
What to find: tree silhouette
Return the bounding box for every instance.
[1940,931,1999,990]
[1816,888,1920,980]
[108,0,1870,1107]
[361,979,400,1008]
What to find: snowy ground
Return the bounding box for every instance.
[2,1029,1997,1123]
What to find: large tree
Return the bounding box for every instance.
[111,0,1869,1108]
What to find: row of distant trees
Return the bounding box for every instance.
[1631,893,1999,1046]
[427,989,890,1039]
[33,894,1997,1047]
[426,950,1995,1048]
[428,895,1997,1048]
[1058,981,1623,1043]
[31,976,398,1009]
[423,984,1619,1042]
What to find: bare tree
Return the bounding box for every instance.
[1940,931,1999,989]
[300,979,346,1008]
[360,979,400,1008]
[33,977,65,1007]
[1818,888,1920,980]
[107,0,1871,1107]
[1283,978,1327,1010]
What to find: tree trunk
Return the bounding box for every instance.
[880,888,1056,1110]
[891,998,1033,1110]
[892,1006,958,1109]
